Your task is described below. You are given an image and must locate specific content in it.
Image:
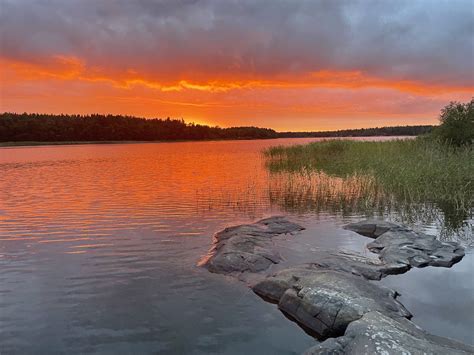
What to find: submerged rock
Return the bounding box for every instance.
[343,220,401,238]
[252,265,411,339]
[344,220,465,269]
[201,216,304,275]
[304,311,474,355]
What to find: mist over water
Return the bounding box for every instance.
[1,138,472,353]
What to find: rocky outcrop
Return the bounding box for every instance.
[201,217,471,354]
[344,220,465,269]
[204,218,465,280]
[304,311,474,355]
[201,216,304,275]
[252,265,411,338]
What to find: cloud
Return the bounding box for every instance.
[1,0,473,86]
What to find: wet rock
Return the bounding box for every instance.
[201,216,304,275]
[304,311,474,355]
[308,252,410,281]
[253,265,411,339]
[344,220,465,269]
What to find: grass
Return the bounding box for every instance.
[264,138,473,237]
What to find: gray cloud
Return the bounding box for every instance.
[1,0,473,86]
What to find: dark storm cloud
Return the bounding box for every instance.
[1,0,473,86]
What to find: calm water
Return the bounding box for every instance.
[1,138,473,354]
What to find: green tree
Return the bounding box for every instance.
[435,98,474,146]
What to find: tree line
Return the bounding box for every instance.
[278,125,433,138]
[0,113,434,142]
[0,113,277,142]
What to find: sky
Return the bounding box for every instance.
[0,0,473,131]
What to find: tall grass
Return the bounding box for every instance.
[264,138,473,237]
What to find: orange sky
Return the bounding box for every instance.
[1,1,473,131]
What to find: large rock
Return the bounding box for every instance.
[252,265,411,338]
[304,311,474,355]
[344,220,465,269]
[201,216,304,275]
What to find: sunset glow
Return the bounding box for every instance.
[1,0,473,130]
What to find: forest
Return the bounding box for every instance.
[0,113,277,142]
[0,113,433,142]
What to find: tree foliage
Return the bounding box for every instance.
[434,98,474,147]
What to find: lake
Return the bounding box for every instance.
[0,138,472,354]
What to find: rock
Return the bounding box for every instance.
[203,218,465,279]
[201,216,304,275]
[252,265,411,339]
[303,337,347,354]
[201,217,472,353]
[308,252,410,281]
[343,220,401,238]
[344,220,465,269]
[304,311,474,355]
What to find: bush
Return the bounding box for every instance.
[435,98,474,146]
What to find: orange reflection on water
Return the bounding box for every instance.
[0,139,317,255]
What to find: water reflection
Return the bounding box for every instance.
[266,170,473,244]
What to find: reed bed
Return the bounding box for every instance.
[264,138,473,240]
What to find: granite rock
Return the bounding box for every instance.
[202,216,304,275]
[253,265,411,338]
[304,311,474,355]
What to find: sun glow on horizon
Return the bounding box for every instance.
[1,56,472,131]
[1,1,473,131]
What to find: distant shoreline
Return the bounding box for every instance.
[1,113,433,145]
[0,138,272,148]
[0,136,416,148]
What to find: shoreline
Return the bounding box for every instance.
[0,138,280,148]
[0,136,415,148]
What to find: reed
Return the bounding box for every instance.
[264,138,473,238]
